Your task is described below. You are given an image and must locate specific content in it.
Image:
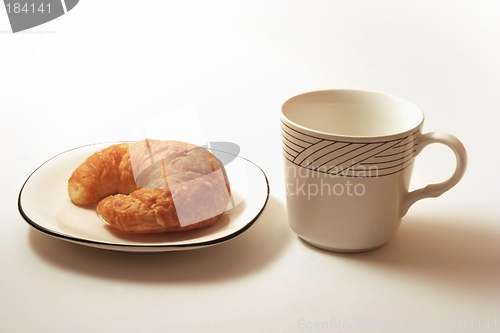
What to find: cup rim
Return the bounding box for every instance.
[281,89,425,141]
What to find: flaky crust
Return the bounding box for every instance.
[68,140,231,233]
[67,143,138,206]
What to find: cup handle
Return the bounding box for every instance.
[400,132,467,216]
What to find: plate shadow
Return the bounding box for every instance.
[29,195,293,284]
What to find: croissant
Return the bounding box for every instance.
[68,140,231,233]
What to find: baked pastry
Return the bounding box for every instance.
[68,140,231,233]
[67,143,137,206]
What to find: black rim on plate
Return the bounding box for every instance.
[18,142,270,250]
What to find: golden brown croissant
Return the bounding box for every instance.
[67,143,138,206]
[68,140,231,233]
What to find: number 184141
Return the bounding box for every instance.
[453,319,497,329]
[6,3,51,14]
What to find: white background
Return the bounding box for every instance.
[1,1,499,332]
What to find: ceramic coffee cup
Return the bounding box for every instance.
[281,90,467,253]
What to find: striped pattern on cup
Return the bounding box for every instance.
[281,121,419,178]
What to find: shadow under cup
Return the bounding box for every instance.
[281,90,427,253]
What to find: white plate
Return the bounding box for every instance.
[18,142,269,252]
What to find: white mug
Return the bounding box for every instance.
[281,90,467,253]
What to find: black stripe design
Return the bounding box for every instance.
[281,123,419,178]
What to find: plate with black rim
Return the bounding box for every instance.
[18,142,269,252]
